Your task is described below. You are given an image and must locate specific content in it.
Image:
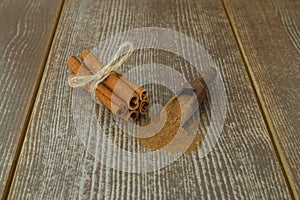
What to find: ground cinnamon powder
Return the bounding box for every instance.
[138,68,215,153]
[138,94,204,153]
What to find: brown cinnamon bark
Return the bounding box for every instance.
[177,67,217,126]
[138,67,217,153]
[80,50,140,110]
[139,100,150,115]
[117,75,148,101]
[67,56,126,117]
[127,110,139,122]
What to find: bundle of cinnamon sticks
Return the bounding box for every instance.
[67,50,149,121]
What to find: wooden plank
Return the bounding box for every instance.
[0,0,64,197]
[8,0,292,199]
[223,0,300,197]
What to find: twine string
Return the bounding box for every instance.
[68,41,133,103]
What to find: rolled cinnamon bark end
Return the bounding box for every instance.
[108,78,140,110]
[140,100,150,115]
[137,88,148,101]
[128,110,139,122]
[129,94,140,110]
[118,76,148,101]
[120,110,139,122]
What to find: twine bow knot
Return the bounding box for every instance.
[68,41,133,103]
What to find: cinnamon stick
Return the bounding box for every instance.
[67,56,126,117]
[80,50,140,110]
[127,110,139,122]
[116,74,148,101]
[178,67,217,126]
[139,100,150,115]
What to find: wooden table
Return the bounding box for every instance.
[0,0,299,199]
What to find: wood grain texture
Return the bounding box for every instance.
[0,0,63,197]
[223,0,300,197]
[9,0,292,199]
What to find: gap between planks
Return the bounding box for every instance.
[1,1,66,199]
[220,0,297,199]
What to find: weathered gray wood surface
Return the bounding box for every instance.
[9,0,292,199]
[0,0,63,197]
[223,0,300,197]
